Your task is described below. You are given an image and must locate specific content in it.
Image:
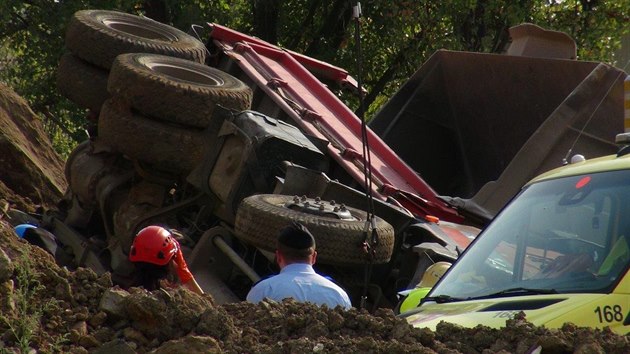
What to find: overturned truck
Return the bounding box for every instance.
[35,10,626,309]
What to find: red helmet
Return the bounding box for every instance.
[129,226,178,266]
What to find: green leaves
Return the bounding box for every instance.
[0,0,627,155]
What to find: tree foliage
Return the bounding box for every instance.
[0,0,628,155]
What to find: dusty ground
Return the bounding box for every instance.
[0,83,629,353]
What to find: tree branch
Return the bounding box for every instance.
[363,29,425,110]
[287,0,321,49]
[251,0,281,43]
[304,0,352,57]
[0,12,29,38]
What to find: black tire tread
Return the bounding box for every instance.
[65,9,206,69]
[108,53,252,128]
[56,53,109,112]
[235,194,395,265]
[98,98,205,173]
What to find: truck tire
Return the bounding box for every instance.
[98,98,205,173]
[108,53,252,128]
[64,140,91,186]
[235,194,395,265]
[56,53,109,112]
[65,9,206,70]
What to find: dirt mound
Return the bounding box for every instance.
[0,83,66,212]
[0,223,628,353]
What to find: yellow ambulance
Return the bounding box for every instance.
[401,134,630,335]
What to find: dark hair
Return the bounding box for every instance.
[276,221,316,261]
[133,262,169,291]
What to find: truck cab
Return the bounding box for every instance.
[401,133,630,334]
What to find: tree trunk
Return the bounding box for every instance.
[304,0,353,58]
[142,0,170,24]
[252,0,281,43]
[287,0,322,49]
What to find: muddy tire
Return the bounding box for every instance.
[64,140,92,186]
[65,9,206,70]
[98,98,205,173]
[64,140,97,205]
[56,53,110,112]
[108,53,252,128]
[235,194,395,265]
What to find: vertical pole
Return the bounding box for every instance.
[624,74,630,133]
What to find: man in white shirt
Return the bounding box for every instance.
[246,221,352,309]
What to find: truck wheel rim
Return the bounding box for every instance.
[143,61,226,86]
[102,19,179,42]
[284,195,357,221]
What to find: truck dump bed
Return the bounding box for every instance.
[369,50,626,217]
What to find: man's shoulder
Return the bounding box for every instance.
[312,274,350,297]
[251,274,280,287]
[316,273,345,289]
[246,274,279,302]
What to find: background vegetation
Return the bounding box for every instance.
[0,0,628,156]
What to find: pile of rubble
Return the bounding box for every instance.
[1,225,628,353]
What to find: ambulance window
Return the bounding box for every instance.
[520,190,613,280]
[430,169,630,298]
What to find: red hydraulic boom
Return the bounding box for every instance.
[209,23,464,224]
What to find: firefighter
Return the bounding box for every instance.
[246,221,352,309]
[129,225,204,295]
